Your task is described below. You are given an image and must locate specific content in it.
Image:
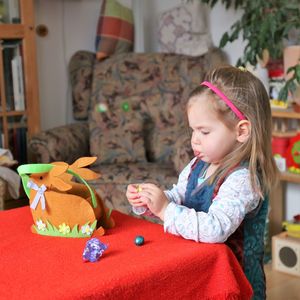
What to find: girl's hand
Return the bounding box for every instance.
[126,184,146,207]
[138,183,169,220]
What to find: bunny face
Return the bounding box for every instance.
[29,163,72,192]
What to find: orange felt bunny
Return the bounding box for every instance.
[18,157,114,238]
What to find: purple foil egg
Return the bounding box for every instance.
[82,238,108,262]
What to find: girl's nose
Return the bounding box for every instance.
[191,132,200,145]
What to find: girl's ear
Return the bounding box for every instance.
[236,120,251,143]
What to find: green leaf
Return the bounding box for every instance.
[219,32,229,48]
[289,81,297,94]
[295,65,300,83]
[278,86,288,101]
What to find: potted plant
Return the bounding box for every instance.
[278,62,300,109]
[201,0,300,102]
[201,0,300,65]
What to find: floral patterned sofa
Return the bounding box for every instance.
[29,49,227,216]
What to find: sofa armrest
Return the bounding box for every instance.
[28,122,90,163]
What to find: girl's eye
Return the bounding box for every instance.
[201,131,210,135]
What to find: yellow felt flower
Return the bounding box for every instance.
[58,223,70,235]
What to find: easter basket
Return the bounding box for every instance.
[17,157,114,238]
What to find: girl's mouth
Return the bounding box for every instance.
[193,150,201,157]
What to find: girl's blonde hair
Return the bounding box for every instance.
[188,65,278,197]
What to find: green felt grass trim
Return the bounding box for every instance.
[33,220,97,238]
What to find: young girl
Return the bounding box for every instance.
[126,65,278,299]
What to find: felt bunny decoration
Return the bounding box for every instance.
[18,157,114,238]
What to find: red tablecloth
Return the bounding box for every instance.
[0,207,253,300]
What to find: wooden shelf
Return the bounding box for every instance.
[279,171,300,184]
[0,110,26,117]
[272,108,300,119]
[271,107,300,138]
[272,131,297,138]
[0,24,25,39]
[0,0,40,164]
[270,107,300,237]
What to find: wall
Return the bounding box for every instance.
[34,0,299,219]
[35,0,102,130]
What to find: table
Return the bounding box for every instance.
[0,207,253,300]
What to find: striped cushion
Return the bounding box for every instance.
[95,0,134,60]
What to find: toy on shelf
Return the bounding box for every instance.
[17,157,114,238]
[270,99,288,110]
[286,134,300,173]
[282,214,300,238]
[272,137,289,172]
[272,131,300,174]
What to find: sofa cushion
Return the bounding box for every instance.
[90,95,146,164]
[95,0,134,60]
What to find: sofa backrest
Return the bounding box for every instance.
[70,49,227,166]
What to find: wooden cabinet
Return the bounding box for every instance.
[270,107,300,237]
[0,0,40,164]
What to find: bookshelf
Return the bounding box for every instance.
[270,107,300,238]
[0,0,40,164]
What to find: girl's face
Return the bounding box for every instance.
[188,95,238,165]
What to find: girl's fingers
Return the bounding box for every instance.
[138,190,154,199]
[128,193,140,200]
[128,184,139,192]
[139,196,151,204]
[131,201,146,207]
[139,183,157,191]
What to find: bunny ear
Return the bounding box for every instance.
[73,168,100,180]
[51,162,74,180]
[71,157,97,168]
[59,172,73,182]
[49,164,72,191]
[50,164,69,177]
[69,157,100,180]
[51,177,72,191]
[52,161,69,167]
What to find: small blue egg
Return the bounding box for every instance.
[135,235,144,246]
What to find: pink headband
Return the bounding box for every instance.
[200,81,246,120]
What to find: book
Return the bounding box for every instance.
[18,127,27,164]
[8,126,27,164]
[0,1,5,23]
[3,0,19,23]
[2,45,15,111]
[2,41,24,111]
[11,53,25,111]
